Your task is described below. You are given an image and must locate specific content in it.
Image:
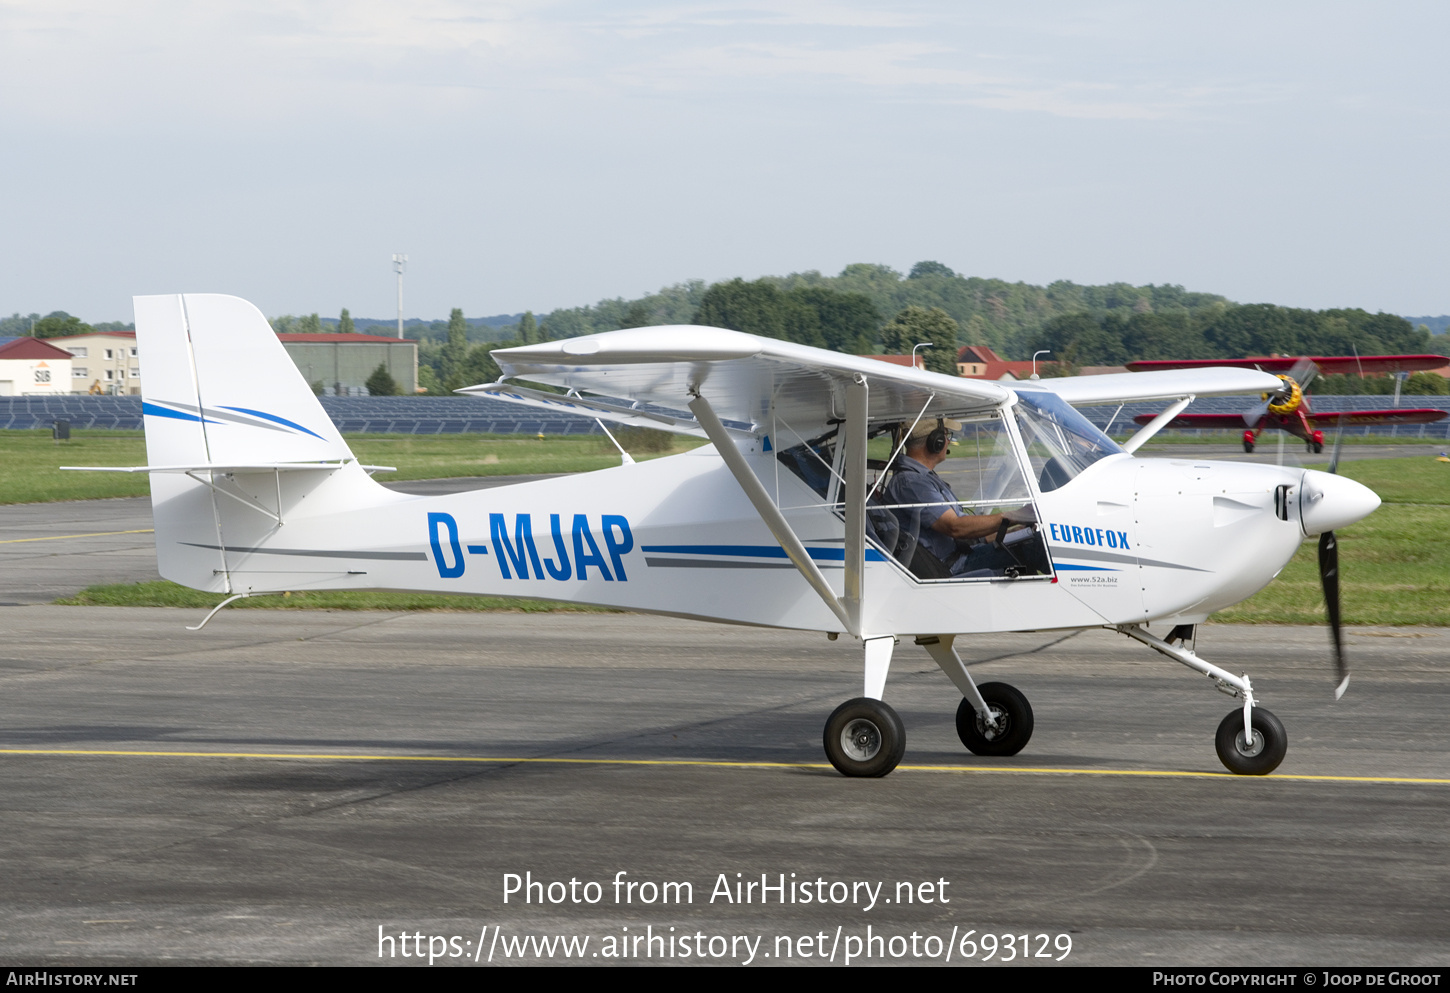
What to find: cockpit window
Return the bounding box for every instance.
[1011,390,1123,492]
[775,414,1052,583]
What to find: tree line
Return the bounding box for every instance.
[9,260,1449,398]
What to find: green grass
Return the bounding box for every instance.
[0,429,704,505]
[55,582,617,613]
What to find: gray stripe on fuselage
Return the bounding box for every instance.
[644,557,840,570]
[1049,545,1209,572]
[181,542,427,561]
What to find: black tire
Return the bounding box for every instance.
[1214,708,1287,775]
[956,682,1034,756]
[1314,441,1324,454]
[1243,441,1254,453]
[823,698,906,777]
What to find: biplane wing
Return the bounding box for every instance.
[1131,408,1448,430]
[1127,355,1450,376]
[1301,408,1448,426]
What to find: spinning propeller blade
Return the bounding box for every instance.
[1287,356,1319,394]
[1242,397,1270,427]
[1241,357,1318,427]
[1319,531,1348,698]
[1321,433,1349,699]
[1326,422,1345,476]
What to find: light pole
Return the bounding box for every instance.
[1032,349,1052,379]
[392,254,408,339]
[911,342,932,369]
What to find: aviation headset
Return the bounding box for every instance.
[925,419,949,456]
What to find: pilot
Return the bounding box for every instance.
[884,418,1033,578]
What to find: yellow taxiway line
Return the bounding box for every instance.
[0,529,154,544]
[0,748,1446,785]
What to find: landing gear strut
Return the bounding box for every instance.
[1119,624,1288,775]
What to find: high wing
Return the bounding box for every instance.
[1127,355,1450,376]
[489,325,1012,430]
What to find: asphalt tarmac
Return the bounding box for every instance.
[1,470,1447,967]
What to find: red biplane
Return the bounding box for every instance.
[1126,355,1450,452]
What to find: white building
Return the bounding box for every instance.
[46,331,141,394]
[0,337,75,396]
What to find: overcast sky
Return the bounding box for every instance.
[3,1,1447,323]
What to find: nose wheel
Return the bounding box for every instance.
[1214,708,1287,775]
[823,698,905,777]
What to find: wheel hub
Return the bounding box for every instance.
[841,719,882,761]
[977,705,1008,740]
[1235,729,1265,757]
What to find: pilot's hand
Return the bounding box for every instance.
[1002,505,1038,525]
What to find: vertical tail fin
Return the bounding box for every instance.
[137,294,355,466]
[137,294,375,593]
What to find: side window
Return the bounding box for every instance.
[776,415,1052,583]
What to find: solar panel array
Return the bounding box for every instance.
[0,393,1447,438]
[0,395,603,435]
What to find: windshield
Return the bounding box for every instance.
[1011,390,1123,492]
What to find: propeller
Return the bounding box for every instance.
[1242,357,1320,427]
[1321,420,1349,699]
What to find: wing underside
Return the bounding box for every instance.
[487,326,1012,432]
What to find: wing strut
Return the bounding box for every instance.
[688,390,857,634]
[1122,395,1194,453]
[841,375,868,633]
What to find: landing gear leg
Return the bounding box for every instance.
[915,635,1034,757]
[1118,624,1287,775]
[823,636,905,777]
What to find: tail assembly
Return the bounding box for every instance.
[130,294,403,593]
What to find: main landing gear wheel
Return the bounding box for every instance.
[1243,440,1255,453]
[956,682,1034,756]
[1214,708,1287,775]
[823,698,906,777]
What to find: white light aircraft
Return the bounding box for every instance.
[71,295,1383,778]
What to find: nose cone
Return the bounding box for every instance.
[1300,470,1381,536]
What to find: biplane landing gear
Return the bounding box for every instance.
[1214,708,1287,775]
[823,698,905,777]
[956,683,1034,756]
